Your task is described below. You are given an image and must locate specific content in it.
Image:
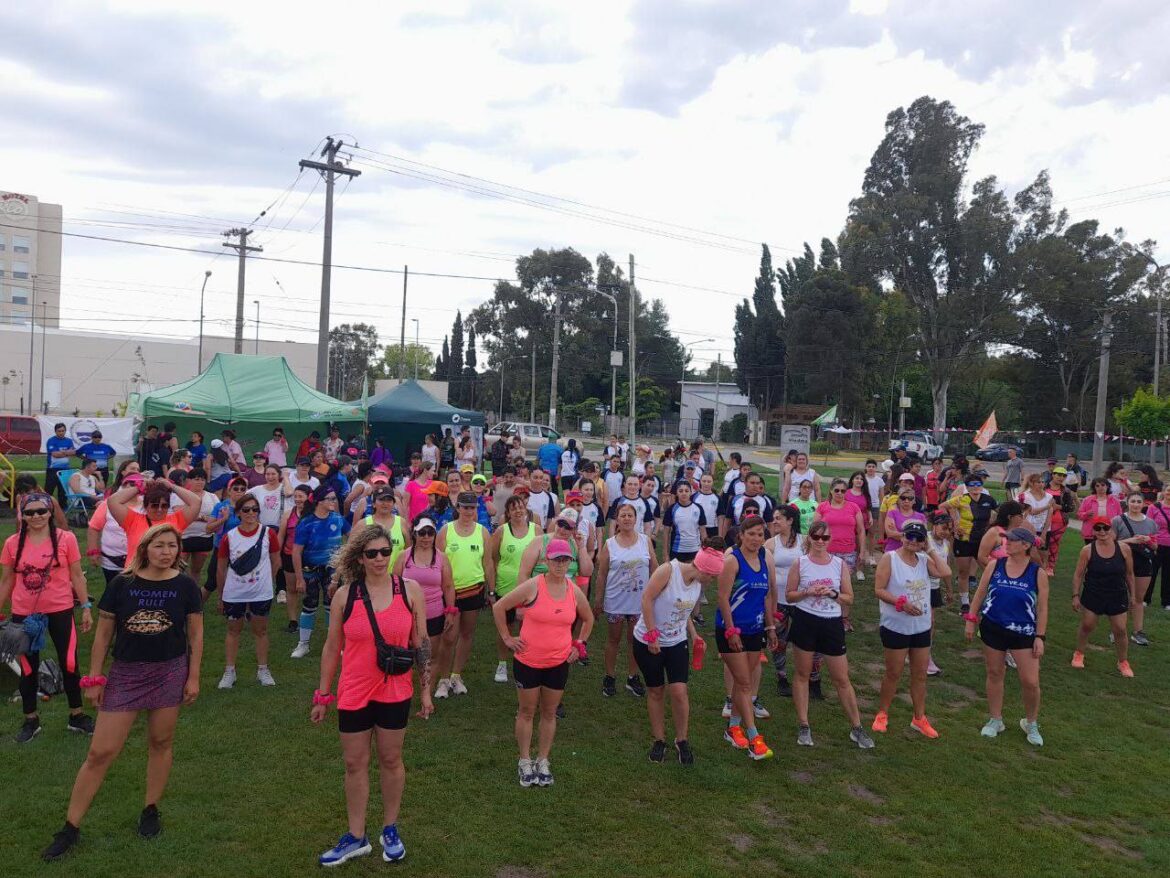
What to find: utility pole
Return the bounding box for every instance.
[1145,257,1164,463]
[898,378,907,434]
[548,287,563,429]
[222,228,261,353]
[1091,311,1113,477]
[39,302,47,412]
[254,300,261,354]
[300,137,361,391]
[398,266,409,383]
[714,353,722,438]
[530,342,536,422]
[628,253,637,448]
[412,318,420,380]
[28,275,36,413]
[197,270,212,372]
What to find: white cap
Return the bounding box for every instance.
[556,507,580,526]
[210,439,224,449]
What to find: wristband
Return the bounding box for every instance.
[723,626,742,637]
[644,628,661,644]
[572,640,588,659]
[79,675,107,689]
[772,610,786,622]
[312,690,336,706]
[85,548,101,558]
[79,601,93,610]
[962,612,978,623]
[894,595,908,613]
[443,605,459,615]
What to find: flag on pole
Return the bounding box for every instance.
[973,411,998,449]
[811,404,838,427]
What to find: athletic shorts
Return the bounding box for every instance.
[668,549,697,563]
[455,589,486,613]
[513,658,570,690]
[954,539,977,559]
[1079,585,1130,618]
[1130,550,1155,579]
[338,698,410,733]
[715,627,765,653]
[281,553,295,574]
[831,551,858,572]
[222,599,272,620]
[182,535,214,554]
[879,626,931,650]
[979,618,1035,652]
[606,612,637,625]
[787,607,847,657]
[930,589,944,609]
[632,638,689,687]
[426,616,444,638]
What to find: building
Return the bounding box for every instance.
[0,191,62,327]
[679,381,759,437]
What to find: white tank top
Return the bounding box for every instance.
[788,468,817,501]
[865,473,885,508]
[1021,490,1053,532]
[634,560,699,647]
[771,538,804,606]
[879,550,932,635]
[794,554,843,618]
[603,532,652,616]
[221,526,275,603]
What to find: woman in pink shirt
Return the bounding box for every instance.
[1077,478,1122,542]
[814,479,867,632]
[1146,484,1170,609]
[404,461,436,521]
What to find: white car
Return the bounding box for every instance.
[484,422,566,453]
[888,431,944,462]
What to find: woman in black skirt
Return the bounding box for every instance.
[42,523,204,861]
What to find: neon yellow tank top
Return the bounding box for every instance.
[365,514,405,570]
[496,521,538,597]
[446,522,487,591]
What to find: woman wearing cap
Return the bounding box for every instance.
[291,485,352,659]
[470,474,495,529]
[976,502,1032,568]
[565,489,600,559]
[351,483,410,571]
[493,538,593,787]
[172,469,218,591]
[943,474,998,611]
[1114,491,1155,647]
[1078,478,1122,544]
[594,503,656,699]
[965,526,1049,746]
[284,456,320,498]
[1044,467,1077,575]
[883,488,926,552]
[489,496,540,684]
[202,477,247,596]
[765,504,805,698]
[433,492,495,697]
[423,479,454,531]
[86,462,140,586]
[871,520,951,738]
[1071,514,1136,676]
[393,514,454,706]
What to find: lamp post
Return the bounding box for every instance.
[596,285,621,432]
[412,318,420,380]
[197,270,212,371]
[680,338,714,434]
[253,299,260,354]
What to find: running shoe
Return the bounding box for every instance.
[518,758,537,787]
[752,697,770,719]
[626,674,646,697]
[1070,651,1085,669]
[723,724,749,749]
[776,676,792,697]
[676,739,695,765]
[577,655,590,667]
[855,570,865,582]
[1131,630,1150,646]
[555,702,566,719]
[450,675,468,696]
[41,823,80,861]
[535,757,554,786]
[319,832,372,867]
[1005,652,1017,670]
[1108,632,1115,644]
[747,734,773,760]
[66,713,96,736]
[720,697,733,718]
[276,590,287,604]
[601,676,617,698]
[494,661,508,683]
[1019,718,1044,747]
[138,804,162,839]
[980,717,1006,738]
[285,620,298,634]
[910,716,939,739]
[290,642,311,659]
[796,725,814,747]
[808,679,824,701]
[381,824,406,862]
[256,666,276,687]
[926,657,942,676]
[217,667,237,689]
[434,678,452,699]
[693,613,706,628]
[648,739,667,763]
[871,710,888,733]
[850,726,876,749]
[1118,660,1135,678]
[16,717,42,744]
[1163,605,1170,611]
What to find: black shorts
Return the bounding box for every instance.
[504,607,517,627]
[281,553,295,574]
[1131,550,1155,579]
[879,626,932,650]
[668,549,697,563]
[513,658,570,690]
[1079,586,1130,618]
[954,539,977,559]
[426,616,444,637]
[787,607,847,657]
[1004,483,1020,496]
[715,627,766,653]
[222,599,272,620]
[455,589,486,612]
[338,698,411,733]
[930,589,944,609]
[560,475,576,492]
[979,617,1035,652]
[632,638,689,687]
[182,535,214,554]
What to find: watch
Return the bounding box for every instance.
[1036,634,1046,641]
[828,589,840,600]
[79,601,93,610]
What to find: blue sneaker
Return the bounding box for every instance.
[381,824,406,862]
[319,832,372,867]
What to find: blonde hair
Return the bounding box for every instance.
[128,523,185,575]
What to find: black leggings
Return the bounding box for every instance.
[11,609,83,715]
[1147,545,1170,607]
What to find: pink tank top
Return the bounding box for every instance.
[282,509,300,555]
[403,547,444,619]
[337,580,414,710]
[515,575,576,669]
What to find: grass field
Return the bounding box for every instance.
[2,467,1170,877]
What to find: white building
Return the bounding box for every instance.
[0,191,62,327]
[679,381,758,437]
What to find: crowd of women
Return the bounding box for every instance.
[1,431,1159,865]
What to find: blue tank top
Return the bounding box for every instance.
[983,557,1039,636]
[715,546,769,635]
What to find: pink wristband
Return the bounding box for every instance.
[723,626,742,637]
[312,690,336,706]
[962,612,978,623]
[644,628,661,644]
[573,640,588,659]
[894,595,908,612]
[79,675,107,689]
[85,548,101,558]
[443,605,458,615]
[773,611,786,621]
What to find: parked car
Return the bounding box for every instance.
[484,422,566,454]
[974,443,1025,462]
[888,431,944,462]
[0,415,42,455]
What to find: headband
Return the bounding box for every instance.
[20,491,53,512]
[692,547,725,576]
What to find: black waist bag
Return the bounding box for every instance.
[229,531,266,576]
[357,577,415,677]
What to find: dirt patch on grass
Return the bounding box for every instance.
[961,649,983,660]
[847,783,885,805]
[790,770,816,784]
[867,815,895,827]
[1035,810,1143,860]
[936,682,980,700]
[497,868,547,878]
[753,802,787,829]
[728,833,754,853]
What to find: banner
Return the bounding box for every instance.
[972,411,998,449]
[37,416,137,455]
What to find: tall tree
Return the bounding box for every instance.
[733,244,786,412]
[435,335,449,379]
[326,323,381,401]
[377,343,435,381]
[464,325,478,408]
[448,311,464,404]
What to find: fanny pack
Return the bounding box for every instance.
[229,530,266,577]
[356,576,416,677]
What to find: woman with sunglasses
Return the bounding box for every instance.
[1114,491,1155,647]
[1078,478,1122,545]
[215,495,281,689]
[291,485,352,660]
[393,515,454,700]
[814,478,866,632]
[107,474,203,565]
[1,492,93,743]
[351,483,410,571]
[871,520,951,739]
[594,502,656,699]
[493,538,594,788]
[202,477,248,597]
[490,495,540,684]
[41,523,203,860]
[883,489,926,552]
[277,484,312,633]
[786,520,873,750]
[1071,515,1136,676]
[312,526,431,866]
[965,526,1049,746]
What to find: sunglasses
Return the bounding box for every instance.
[904,534,926,542]
[899,496,915,502]
[146,501,169,509]
[321,495,338,502]
[809,534,831,542]
[556,520,574,529]
[239,506,260,514]
[831,487,846,493]
[23,507,49,517]
[415,528,436,537]
[363,547,393,559]
[1093,525,1112,532]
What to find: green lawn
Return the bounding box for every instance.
[2,488,1169,878]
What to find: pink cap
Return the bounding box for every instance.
[545,538,573,559]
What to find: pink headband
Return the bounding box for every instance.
[692,547,725,576]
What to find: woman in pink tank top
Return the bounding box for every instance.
[492,538,594,788]
[311,525,431,864]
[393,516,455,647]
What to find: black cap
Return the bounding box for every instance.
[902,521,928,540]
[457,491,478,507]
[296,456,311,466]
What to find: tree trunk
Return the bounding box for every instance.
[930,376,949,443]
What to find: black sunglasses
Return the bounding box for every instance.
[809,534,831,542]
[23,507,49,517]
[1093,525,1112,532]
[363,547,393,559]
[146,501,169,509]
[415,528,436,537]
[239,506,260,514]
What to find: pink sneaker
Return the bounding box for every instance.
[1118,660,1135,678]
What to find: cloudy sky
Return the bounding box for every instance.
[2,0,1168,379]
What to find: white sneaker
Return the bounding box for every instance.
[290,642,311,659]
[257,666,276,687]
[855,570,865,582]
[434,678,452,699]
[1005,652,1017,670]
[450,675,468,696]
[276,590,287,604]
[217,667,236,689]
[494,661,508,683]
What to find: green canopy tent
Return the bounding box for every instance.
[129,354,365,456]
[364,380,484,462]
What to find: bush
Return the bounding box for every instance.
[809,440,836,456]
[718,413,749,443]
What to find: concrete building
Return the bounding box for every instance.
[679,381,758,437]
[0,191,62,327]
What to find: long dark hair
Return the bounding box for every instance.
[775,504,801,548]
[848,470,872,508]
[15,492,61,570]
[112,459,139,491]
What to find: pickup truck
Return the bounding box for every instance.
[888,431,944,462]
[484,421,566,453]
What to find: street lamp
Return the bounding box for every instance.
[197,270,212,371]
[253,299,260,354]
[596,285,622,430]
[412,318,420,380]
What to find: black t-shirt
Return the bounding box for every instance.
[98,573,203,663]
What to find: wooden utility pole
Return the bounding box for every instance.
[628,253,637,447]
[1091,311,1113,477]
[222,228,261,353]
[398,266,409,383]
[548,287,563,429]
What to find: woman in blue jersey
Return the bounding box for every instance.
[715,515,778,761]
[965,526,1049,747]
[290,485,352,660]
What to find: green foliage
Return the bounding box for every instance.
[561,396,604,422]
[1114,387,1170,441]
[326,322,380,401]
[719,412,748,442]
[616,377,667,425]
[809,439,837,456]
[734,244,787,412]
[375,343,435,381]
